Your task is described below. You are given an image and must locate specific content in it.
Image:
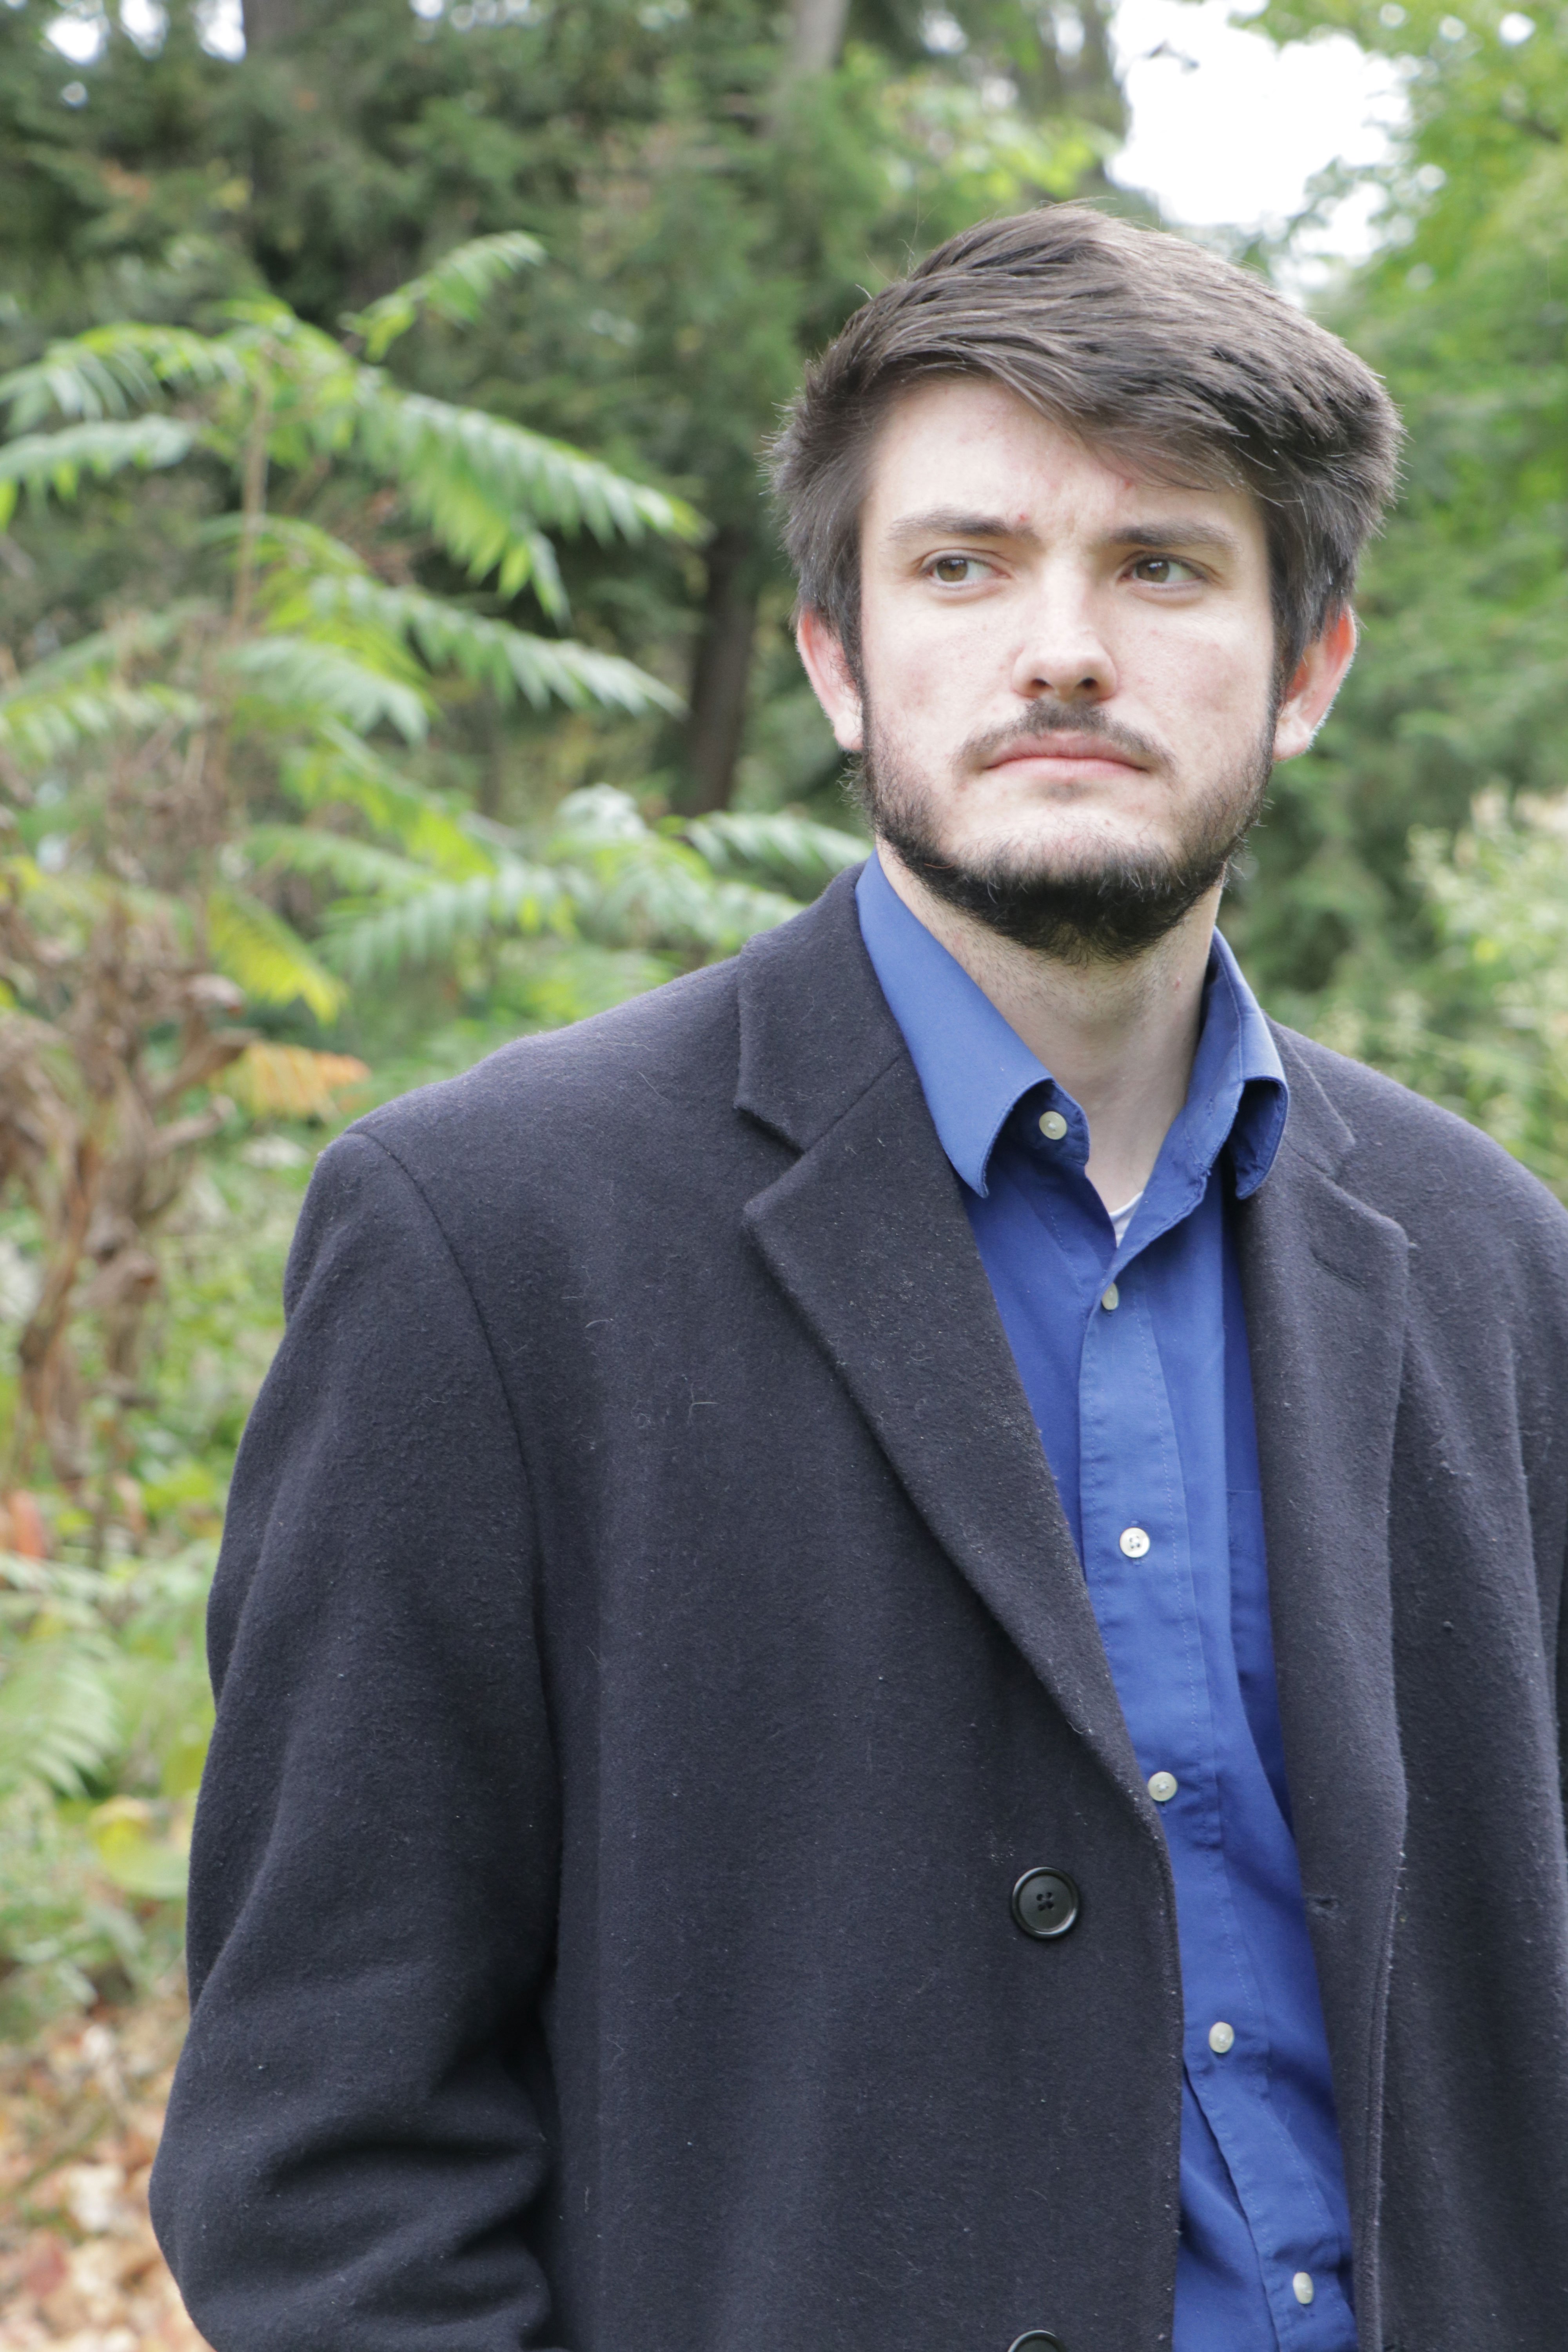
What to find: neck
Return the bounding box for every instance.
[876,844,1221,1213]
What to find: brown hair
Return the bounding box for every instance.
[770,205,1402,682]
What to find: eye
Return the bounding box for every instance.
[926,553,989,586]
[1129,554,1200,586]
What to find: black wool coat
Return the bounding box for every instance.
[151,871,1568,2352]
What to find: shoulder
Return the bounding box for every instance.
[1274,1022,1568,1268]
[349,953,745,1187]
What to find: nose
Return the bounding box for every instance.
[1009,577,1117,705]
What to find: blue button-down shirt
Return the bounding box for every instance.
[857,851,1356,2350]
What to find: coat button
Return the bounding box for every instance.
[1010,1868,1080,1940]
[1007,2334,1067,2351]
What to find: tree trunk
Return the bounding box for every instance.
[788,0,852,77]
[681,523,762,815]
[241,0,299,49]
[680,0,849,811]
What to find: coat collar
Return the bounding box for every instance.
[738,870,1153,1818]
[1238,1027,1410,2321]
[737,879,1410,2297]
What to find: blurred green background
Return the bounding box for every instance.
[0,0,1563,2036]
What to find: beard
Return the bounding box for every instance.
[857,697,1275,967]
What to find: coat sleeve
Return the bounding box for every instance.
[149,1128,565,2352]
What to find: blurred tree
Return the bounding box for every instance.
[0,234,697,1497]
[0,0,1124,817]
[1219,0,1568,1022]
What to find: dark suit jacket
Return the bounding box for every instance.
[151,870,1568,2352]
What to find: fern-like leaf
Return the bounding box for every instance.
[325,860,575,981]
[207,887,347,1021]
[225,636,431,742]
[682,811,868,899]
[0,324,247,431]
[0,416,196,528]
[0,1630,120,1800]
[225,1043,370,1120]
[278,734,494,878]
[346,231,546,361]
[245,821,435,901]
[0,679,202,766]
[356,388,703,598]
[301,576,682,716]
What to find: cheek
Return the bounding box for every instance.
[1140,622,1273,749]
[864,603,1008,731]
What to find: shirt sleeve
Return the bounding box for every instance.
[150,1127,566,2352]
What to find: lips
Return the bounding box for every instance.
[984,735,1149,774]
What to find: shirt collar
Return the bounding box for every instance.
[855,847,1288,1202]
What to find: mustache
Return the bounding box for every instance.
[962,702,1167,775]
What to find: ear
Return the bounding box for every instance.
[1273,605,1357,763]
[795,607,865,753]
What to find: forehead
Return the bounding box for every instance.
[860,375,1267,556]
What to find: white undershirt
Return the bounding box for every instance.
[1108,1190,1144,1247]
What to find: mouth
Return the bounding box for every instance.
[982,735,1152,779]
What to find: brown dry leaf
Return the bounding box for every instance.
[0,2000,211,2352]
[224,1043,371,1123]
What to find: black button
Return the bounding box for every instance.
[1010,1867,1080,1940]
[1007,2334,1067,2351]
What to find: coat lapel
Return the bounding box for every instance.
[735,877,1148,1814]
[1241,1029,1411,2292]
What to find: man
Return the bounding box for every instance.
[152,208,1568,2352]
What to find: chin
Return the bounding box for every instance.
[942,823,1174,883]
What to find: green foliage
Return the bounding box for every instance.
[1313,791,1568,1193]
[0,1543,216,2029]
[1221,0,1568,1030]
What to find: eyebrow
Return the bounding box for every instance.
[884,508,1245,561]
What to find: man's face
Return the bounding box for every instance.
[798,376,1352,962]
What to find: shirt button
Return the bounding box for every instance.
[1101,1283,1119,1311]
[1118,1526,1150,1559]
[1208,2020,1236,2054]
[1292,2274,1315,2307]
[1038,1109,1069,1140]
[1147,1770,1178,1803]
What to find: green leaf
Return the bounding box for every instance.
[0,324,247,432]
[324,859,575,981]
[0,1628,119,1802]
[87,1797,190,1902]
[301,576,683,715]
[206,887,348,1022]
[278,732,494,877]
[346,230,547,361]
[225,635,431,742]
[0,416,196,527]
[245,820,435,900]
[683,811,867,898]
[355,386,704,599]
[0,678,203,766]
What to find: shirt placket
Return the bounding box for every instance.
[1080,1236,1354,2348]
